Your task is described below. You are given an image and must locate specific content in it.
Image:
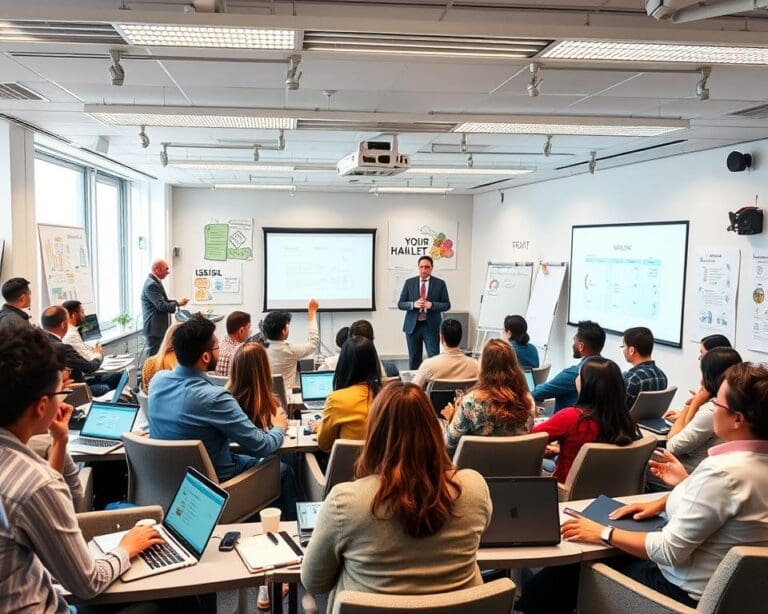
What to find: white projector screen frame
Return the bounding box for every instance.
[568,221,689,348]
[263,227,376,312]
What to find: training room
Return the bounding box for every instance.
[2,1,768,613]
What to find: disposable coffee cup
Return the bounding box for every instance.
[260,507,281,533]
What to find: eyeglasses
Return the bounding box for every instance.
[711,399,732,412]
[43,389,74,400]
[618,344,626,349]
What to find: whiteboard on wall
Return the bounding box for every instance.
[477,262,534,330]
[37,224,96,312]
[526,263,568,350]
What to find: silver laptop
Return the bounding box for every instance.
[481,476,561,547]
[122,467,229,582]
[299,370,335,410]
[68,401,138,455]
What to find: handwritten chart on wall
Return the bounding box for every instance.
[192,262,243,305]
[526,263,568,351]
[38,224,96,312]
[204,219,253,261]
[478,262,533,330]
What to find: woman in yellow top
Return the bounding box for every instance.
[317,335,382,452]
[141,322,179,393]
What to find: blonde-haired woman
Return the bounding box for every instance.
[141,322,180,393]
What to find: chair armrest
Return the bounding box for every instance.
[577,562,697,614]
[220,456,281,523]
[302,452,328,502]
[76,467,94,514]
[76,506,164,542]
[557,482,569,502]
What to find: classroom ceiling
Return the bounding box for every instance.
[2,0,768,194]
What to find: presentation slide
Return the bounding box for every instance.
[569,222,689,347]
[264,228,376,311]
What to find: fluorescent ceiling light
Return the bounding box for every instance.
[117,24,297,49]
[406,167,531,175]
[171,161,295,171]
[91,112,296,130]
[543,40,768,65]
[214,184,296,190]
[454,122,684,137]
[370,187,454,194]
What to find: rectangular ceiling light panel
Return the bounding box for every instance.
[171,161,295,171]
[0,20,126,44]
[454,122,684,137]
[406,167,531,175]
[0,83,46,101]
[91,112,296,130]
[370,187,454,194]
[117,24,297,49]
[215,184,296,190]
[544,40,768,65]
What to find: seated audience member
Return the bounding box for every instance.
[621,326,668,410]
[666,347,742,472]
[320,326,350,371]
[521,362,768,613]
[61,299,104,364]
[412,318,479,388]
[0,324,163,610]
[532,320,605,413]
[442,339,535,452]
[227,342,284,429]
[141,322,180,393]
[214,310,251,377]
[532,357,640,482]
[148,315,288,483]
[699,333,731,359]
[263,298,320,389]
[316,336,382,453]
[503,314,540,368]
[0,277,32,328]
[301,383,492,612]
[349,319,388,378]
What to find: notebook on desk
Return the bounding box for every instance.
[572,494,668,532]
[235,530,304,573]
[299,370,334,410]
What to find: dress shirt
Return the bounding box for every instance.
[317,383,374,453]
[0,303,31,328]
[665,401,722,472]
[645,439,768,600]
[0,429,130,613]
[531,407,600,482]
[623,360,668,410]
[28,434,85,511]
[62,324,102,363]
[511,340,540,369]
[411,347,479,388]
[148,365,285,481]
[214,334,242,377]
[266,319,320,389]
[533,356,598,413]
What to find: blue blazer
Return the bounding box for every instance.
[398,276,451,335]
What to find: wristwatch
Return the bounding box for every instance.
[600,525,614,545]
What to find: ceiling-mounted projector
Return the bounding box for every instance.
[337,139,410,177]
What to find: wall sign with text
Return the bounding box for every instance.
[388,219,458,270]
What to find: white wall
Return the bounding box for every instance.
[170,188,474,356]
[471,139,768,404]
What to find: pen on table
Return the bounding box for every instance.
[562,508,584,519]
[267,532,279,545]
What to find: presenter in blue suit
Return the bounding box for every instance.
[398,256,451,370]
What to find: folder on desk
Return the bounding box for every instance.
[578,495,667,532]
[235,531,303,573]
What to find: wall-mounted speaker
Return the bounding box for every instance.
[727,151,753,172]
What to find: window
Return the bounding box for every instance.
[34,155,85,227]
[94,175,126,325]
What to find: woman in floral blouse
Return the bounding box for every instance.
[442,339,535,452]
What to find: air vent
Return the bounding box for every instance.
[0,20,127,45]
[0,83,46,101]
[730,103,768,120]
[297,119,454,133]
[303,31,552,59]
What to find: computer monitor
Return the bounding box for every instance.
[79,313,101,342]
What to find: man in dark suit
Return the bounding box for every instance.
[40,306,102,387]
[398,256,451,370]
[141,259,189,355]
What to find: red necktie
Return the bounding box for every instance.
[418,280,427,320]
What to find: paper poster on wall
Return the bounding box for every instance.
[204,224,228,261]
[691,248,739,343]
[227,219,253,260]
[192,262,242,305]
[389,268,413,309]
[37,224,96,313]
[388,219,457,270]
[748,248,768,353]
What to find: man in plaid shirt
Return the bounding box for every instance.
[214,310,251,377]
[621,326,668,410]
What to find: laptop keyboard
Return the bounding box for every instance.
[71,437,116,447]
[139,543,185,569]
[304,401,325,410]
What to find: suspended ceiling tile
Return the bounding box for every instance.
[10,55,175,86]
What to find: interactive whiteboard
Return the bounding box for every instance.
[569,221,689,347]
[264,228,376,311]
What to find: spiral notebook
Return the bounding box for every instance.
[235,531,304,573]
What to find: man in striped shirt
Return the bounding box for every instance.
[0,323,162,612]
[621,326,669,410]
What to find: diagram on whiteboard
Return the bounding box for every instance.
[581,258,661,319]
[38,224,95,309]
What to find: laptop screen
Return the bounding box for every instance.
[111,370,130,403]
[523,369,535,391]
[481,476,561,546]
[164,469,228,558]
[80,402,138,440]
[79,314,101,342]
[300,371,335,402]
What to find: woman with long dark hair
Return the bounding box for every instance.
[532,357,639,482]
[503,314,540,368]
[316,335,382,452]
[302,383,492,611]
[443,338,535,451]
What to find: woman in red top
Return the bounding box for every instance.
[532,357,639,482]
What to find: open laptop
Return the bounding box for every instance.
[79,313,101,342]
[110,369,130,403]
[68,401,139,455]
[522,369,536,392]
[121,467,229,582]
[299,370,335,410]
[481,476,561,547]
[296,501,323,546]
